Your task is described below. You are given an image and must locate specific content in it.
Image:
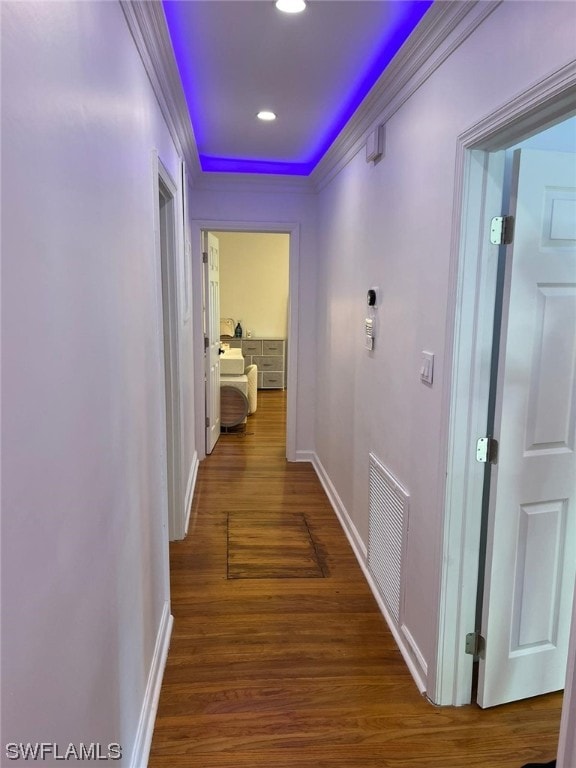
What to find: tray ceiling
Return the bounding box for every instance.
[163,1,433,175]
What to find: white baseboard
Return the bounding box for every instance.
[294,449,315,463]
[184,451,199,536]
[311,453,427,695]
[401,623,428,680]
[362,562,427,695]
[129,602,173,768]
[311,453,367,559]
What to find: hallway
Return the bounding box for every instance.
[149,391,562,768]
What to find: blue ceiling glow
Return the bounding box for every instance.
[200,157,314,176]
[163,1,433,176]
[307,1,433,169]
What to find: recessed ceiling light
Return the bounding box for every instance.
[257,110,277,121]
[275,0,306,13]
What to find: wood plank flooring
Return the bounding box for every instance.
[148,390,562,768]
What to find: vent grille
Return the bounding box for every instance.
[368,454,409,624]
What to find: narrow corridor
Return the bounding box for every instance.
[149,391,562,768]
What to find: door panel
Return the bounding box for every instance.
[512,499,567,650]
[526,285,576,452]
[204,232,221,454]
[478,149,576,708]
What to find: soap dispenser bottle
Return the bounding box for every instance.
[234,320,243,338]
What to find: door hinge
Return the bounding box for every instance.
[202,251,208,264]
[205,416,210,428]
[476,436,499,464]
[204,336,209,351]
[490,215,514,245]
[465,631,485,660]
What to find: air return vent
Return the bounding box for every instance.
[367,454,409,624]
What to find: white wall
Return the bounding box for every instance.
[215,231,289,339]
[314,0,576,689]
[1,1,196,762]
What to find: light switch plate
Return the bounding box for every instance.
[420,351,434,386]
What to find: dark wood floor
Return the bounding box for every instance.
[148,390,562,767]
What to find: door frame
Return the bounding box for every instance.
[153,152,185,541]
[432,61,576,708]
[191,220,300,462]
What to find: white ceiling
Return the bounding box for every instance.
[162,1,432,174]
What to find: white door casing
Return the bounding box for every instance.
[204,231,221,454]
[156,156,185,542]
[478,149,576,708]
[433,66,576,712]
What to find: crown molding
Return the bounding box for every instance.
[120,0,202,180]
[120,0,314,193]
[311,1,501,191]
[120,0,502,194]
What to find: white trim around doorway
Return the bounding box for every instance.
[432,60,576,709]
[190,220,300,463]
[152,151,187,545]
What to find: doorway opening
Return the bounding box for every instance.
[191,220,300,464]
[204,230,290,456]
[475,119,576,709]
[217,230,289,404]
[434,67,576,714]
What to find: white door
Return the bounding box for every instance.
[204,231,221,454]
[478,149,576,707]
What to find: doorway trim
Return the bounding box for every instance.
[153,152,186,542]
[190,219,300,462]
[432,60,576,708]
